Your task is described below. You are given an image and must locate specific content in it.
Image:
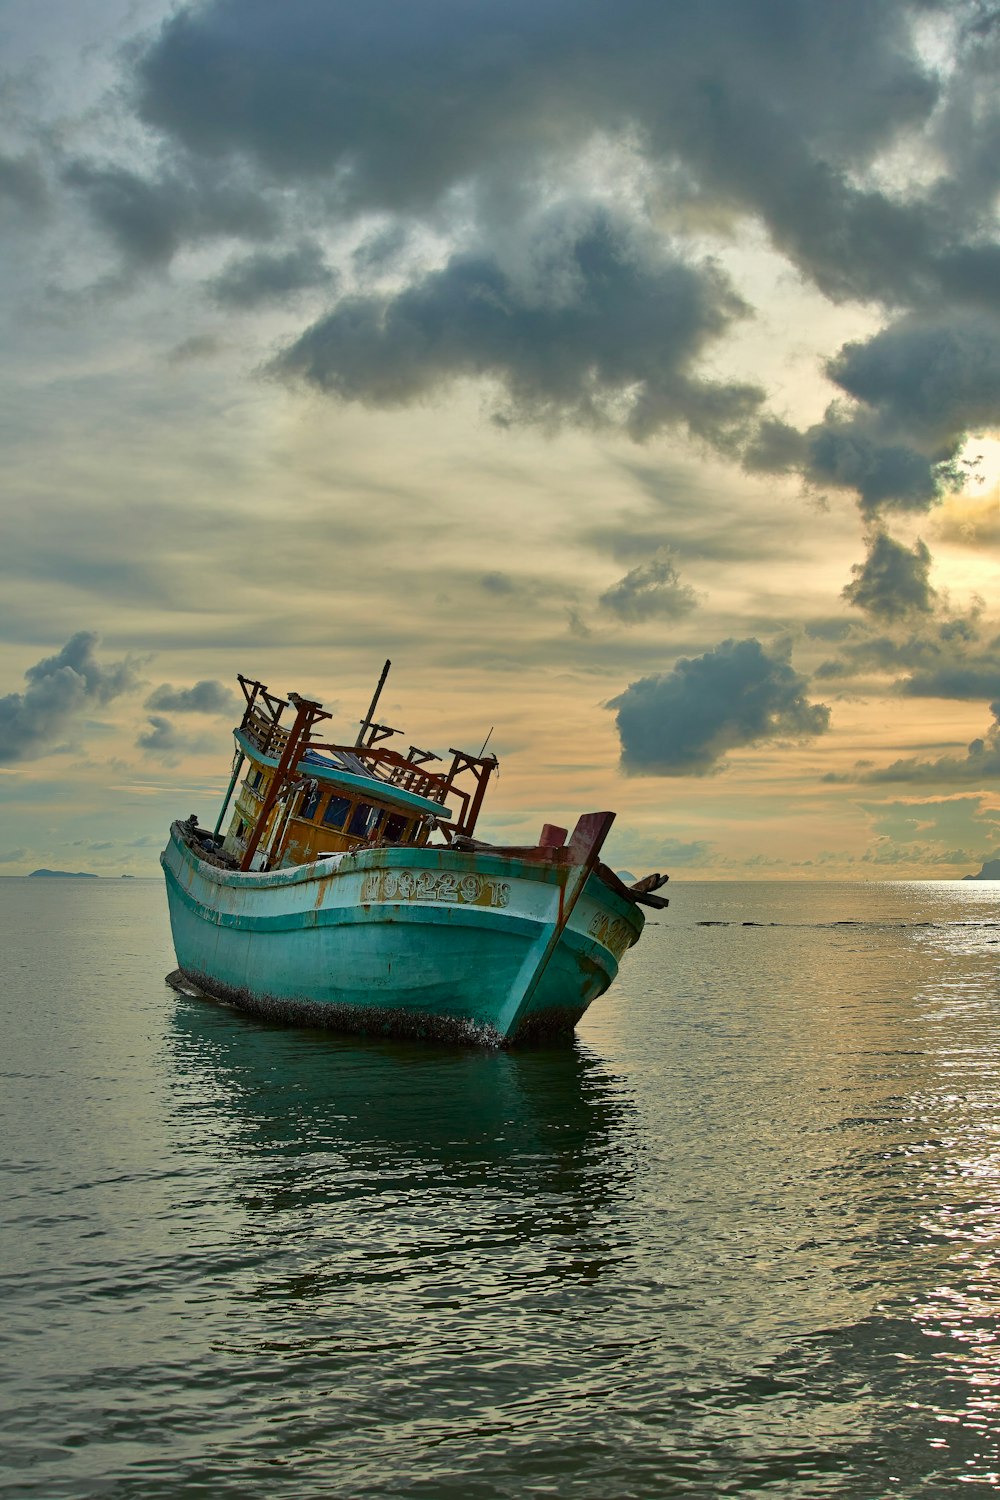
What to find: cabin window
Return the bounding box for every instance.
[348,802,380,839]
[384,813,407,843]
[299,784,320,820]
[249,768,263,790]
[322,794,352,829]
[234,818,246,840]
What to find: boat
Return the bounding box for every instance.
[160,664,668,1045]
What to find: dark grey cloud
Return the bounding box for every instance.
[145,679,238,714]
[128,1,1000,313]
[842,531,936,621]
[803,417,947,515]
[0,632,141,765]
[480,572,517,596]
[747,307,1000,517]
[609,637,830,775]
[131,3,928,222]
[862,705,1000,784]
[16,0,984,539]
[600,551,698,622]
[903,658,1000,702]
[741,417,808,476]
[804,618,854,643]
[814,612,1000,701]
[63,159,276,271]
[933,7,1000,210]
[763,313,1000,515]
[207,240,335,307]
[828,316,1000,454]
[273,205,762,445]
[137,714,186,758]
[166,333,225,364]
[352,222,412,276]
[0,150,47,224]
[29,0,996,527]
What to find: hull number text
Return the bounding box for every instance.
[362,869,511,908]
[588,911,635,959]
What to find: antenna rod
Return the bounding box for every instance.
[356,659,391,746]
[478,726,494,758]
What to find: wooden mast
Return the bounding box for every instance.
[356,659,391,747]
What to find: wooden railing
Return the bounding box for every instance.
[236,687,496,837]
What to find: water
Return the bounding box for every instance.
[3,877,1000,1497]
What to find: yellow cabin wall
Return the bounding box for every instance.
[222,759,432,869]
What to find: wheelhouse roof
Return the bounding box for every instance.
[234,728,453,821]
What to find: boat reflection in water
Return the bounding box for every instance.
[165,992,638,1304]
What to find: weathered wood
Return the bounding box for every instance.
[356,659,391,747]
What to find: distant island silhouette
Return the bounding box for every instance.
[29,869,99,879]
[964,856,1000,881]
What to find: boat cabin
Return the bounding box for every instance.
[217,672,497,873]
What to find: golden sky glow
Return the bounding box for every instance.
[1,1,999,878]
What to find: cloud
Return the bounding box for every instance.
[742,417,808,476]
[804,618,854,643]
[862,704,1000,784]
[126,1,1000,312]
[63,159,276,272]
[658,836,712,865]
[39,0,994,524]
[273,204,762,446]
[600,550,698,622]
[135,714,185,762]
[609,637,830,775]
[145,679,238,714]
[207,240,336,307]
[130,2,933,237]
[772,313,1000,516]
[809,601,1000,710]
[902,648,1000,703]
[827,316,1000,454]
[803,417,948,515]
[166,333,225,363]
[0,150,47,226]
[480,572,517,596]
[858,796,1000,866]
[842,531,936,621]
[747,311,1000,517]
[0,632,142,765]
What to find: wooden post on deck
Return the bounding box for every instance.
[239,695,326,873]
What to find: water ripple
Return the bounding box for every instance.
[3,878,1000,1494]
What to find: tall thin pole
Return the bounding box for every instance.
[356,659,391,747]
[212,748,245,839]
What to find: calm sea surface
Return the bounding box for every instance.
[3,877,1000,1497]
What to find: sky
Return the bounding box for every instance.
[1,0,999,879]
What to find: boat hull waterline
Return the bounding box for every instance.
[162,820,645,1045]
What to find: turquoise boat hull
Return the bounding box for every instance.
[161,821,644,1045]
